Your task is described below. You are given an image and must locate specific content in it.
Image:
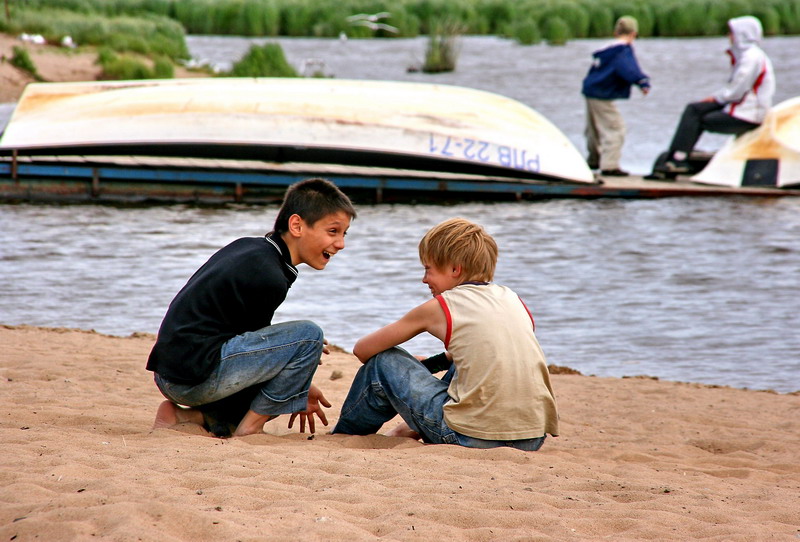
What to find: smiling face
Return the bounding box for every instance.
[286,210,351,270]
[421,261,462,297]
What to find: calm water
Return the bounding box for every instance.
[1,36,799,392]
[2,198,799,392]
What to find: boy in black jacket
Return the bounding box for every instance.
[147,178,356,437]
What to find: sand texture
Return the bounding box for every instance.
[1,324,799,541]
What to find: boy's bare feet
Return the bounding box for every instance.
[385,422,421,440]
[232,410,278,437]
[153,400,204,429]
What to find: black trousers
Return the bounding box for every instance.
[668,101,759,157]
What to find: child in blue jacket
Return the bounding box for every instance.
[582,16,650,176]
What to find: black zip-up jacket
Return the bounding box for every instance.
[146,233,297,385]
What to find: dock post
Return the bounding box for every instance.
[235,182,243,203]
[11,150,17,182]
[91,169,100,198]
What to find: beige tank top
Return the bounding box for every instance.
[438,283,559,440]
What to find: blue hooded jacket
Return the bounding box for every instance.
[582,41,650,100]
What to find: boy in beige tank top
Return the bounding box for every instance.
[333,218,559,450]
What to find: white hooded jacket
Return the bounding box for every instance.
[713,16,775,124]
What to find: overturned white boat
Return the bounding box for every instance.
[0,77,594,184]
[693,96,800,188]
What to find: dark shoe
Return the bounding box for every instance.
[600,168,629,177]
[663,160,691,174]
[644,171,676,181]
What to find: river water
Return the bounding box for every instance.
[1,36,798,392]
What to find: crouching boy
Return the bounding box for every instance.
[147,178,356,438]
[333,218,558,451]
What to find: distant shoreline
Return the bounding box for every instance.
[0,32,200,103]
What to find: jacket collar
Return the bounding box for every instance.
[265,232,298,280]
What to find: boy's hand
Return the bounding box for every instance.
[321,338,330,358]
[288,385,331,434]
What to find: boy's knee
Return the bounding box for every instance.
[293,320,324,342]
[292,320,325,366]
[369,347,417,375]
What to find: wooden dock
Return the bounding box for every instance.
[1,155,798,205]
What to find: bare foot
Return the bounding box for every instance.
[385,422,421,440]
[232,410,277,437]
[152,400,203,429]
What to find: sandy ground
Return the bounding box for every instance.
[1,324,798,541]
[0,33,200,103]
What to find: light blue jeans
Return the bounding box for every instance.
[332,347,546,451]
[155,320,324,425]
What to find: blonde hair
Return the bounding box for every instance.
[614,16,638,36]
[418,218,498,282]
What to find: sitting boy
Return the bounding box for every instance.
[147,178,356,438]
[332,218,559,451]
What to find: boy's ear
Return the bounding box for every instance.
[287,214,303,238]
[451,264,463,278]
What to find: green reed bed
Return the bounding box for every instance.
[97,47,176,80]
[10,46,43,80]
[9,0,800,45]
[422,18,464,72]
[0,7,188,60]
[226,42,298,76]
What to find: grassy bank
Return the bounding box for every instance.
[0,7,189,60]
[0,0,793,83]
[11,0,800,44]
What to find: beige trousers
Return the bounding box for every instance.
[585,98,626,171]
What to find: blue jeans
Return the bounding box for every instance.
[155,320,324,432]
[332,347,546,451]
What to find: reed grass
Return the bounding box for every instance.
[422,18,464,73]
[153,55,176,78]
[225,42,298,77]
[507,20,541,45]
[96,47,175,79]
[10,46,44,81]
[0,7,188,60]
[542,16,570,45]
[10,0,800,44]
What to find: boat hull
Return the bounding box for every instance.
[693,96,800,188]
[0,78,594,184]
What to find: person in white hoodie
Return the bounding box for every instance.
[659,15,775,174]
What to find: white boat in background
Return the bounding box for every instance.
[0,77,595,184]
[693,96,800,188]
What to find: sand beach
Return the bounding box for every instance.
[1,324,798,541]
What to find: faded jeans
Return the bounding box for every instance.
[332,347,546,451]
[154,320,324,434]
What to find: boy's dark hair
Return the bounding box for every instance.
[273,178,356,233]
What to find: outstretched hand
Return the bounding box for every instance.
[288,384,331,434]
